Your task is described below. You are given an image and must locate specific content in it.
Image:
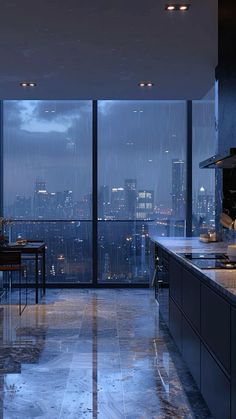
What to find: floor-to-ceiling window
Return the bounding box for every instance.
[192,91,217,236]
[3,100,93,284]
[2,100,189,285]
[97,101,187,283]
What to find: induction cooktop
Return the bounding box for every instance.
[178,253,236,270]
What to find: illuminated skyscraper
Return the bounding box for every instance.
[172,159,185,218]
[98,185,110,218]
[111,187,125,218]
[124,179,137,219]
[136,190,154,219]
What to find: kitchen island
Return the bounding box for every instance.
[150,236,236,419]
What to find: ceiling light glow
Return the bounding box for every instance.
[165,4,190,11]
[138,82,154,88]
[20,82,37,87]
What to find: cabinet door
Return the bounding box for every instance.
[169,298,182,352]
[201,284,230,373]
[201,344,230,419]
[182,268,200,332]
[231,307,236,419]
[182,317,200,388]
[169,257,182,307]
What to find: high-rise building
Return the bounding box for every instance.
[136,190,154,219]
[172,159,185,218]
[98,185,110,218]
[34,179,49,218]
[195,186,215,226]
[111,187,125,218]
[124,179,137,219]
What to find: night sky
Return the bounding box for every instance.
[3,99,216,213]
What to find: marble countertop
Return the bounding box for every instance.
[149,236,236,305]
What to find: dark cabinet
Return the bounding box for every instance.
[182,317,200,388]
[231,307,236,419]
[182,268,200,332]
[169,257,182,307]
[169,298,182,352]
[201,344,230,419]
[164,250,233,418]
[201,284,230,373]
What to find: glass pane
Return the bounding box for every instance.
[11,221,92,284]
[98,221,150,283]
[192,92,217,235]
[98,101,187,283]
[3,100,92,220]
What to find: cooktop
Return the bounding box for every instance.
[177,253,236,270]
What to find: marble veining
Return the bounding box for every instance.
[1,289,212,418]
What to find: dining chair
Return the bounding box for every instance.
[0,251,27,315]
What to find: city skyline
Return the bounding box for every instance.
[3,100,216,211]
[2,99,216,283]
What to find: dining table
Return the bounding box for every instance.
[0,241,46,304]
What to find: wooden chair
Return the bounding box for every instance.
[0,251,27,315]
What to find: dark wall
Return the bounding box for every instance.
[218,0,236,153]
[217,1,236,226]
[223,169,236,220]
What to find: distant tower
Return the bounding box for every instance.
[136,190,154,219]
[111,187,125,218]
[34,179,48,218]
[124,179,137,219]
[98,185,110,218]
[172,159,185,218]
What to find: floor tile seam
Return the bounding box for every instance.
[77,296,90,341]
[114,292,126,416]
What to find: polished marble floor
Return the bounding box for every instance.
[0,289,212,419]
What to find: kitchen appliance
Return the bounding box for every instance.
[199,148,236,169]
[178,252,236,270]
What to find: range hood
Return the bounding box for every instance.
[199,148,236,169]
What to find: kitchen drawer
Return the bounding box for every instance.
[182,316,200,388]
[201,284,230,373]
[182,268,200,332]
[169,257,182,307]
[169,298,182,352]
[231,307,236,419]
[201,344,230,419]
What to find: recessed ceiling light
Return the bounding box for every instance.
[138,82,154,87]
[20,82,37,87]
[179,5,189,10]
[165,4,190,11]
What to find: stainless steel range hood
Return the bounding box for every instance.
[199,148,236,169]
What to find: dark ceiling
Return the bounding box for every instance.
[0,0,217,100]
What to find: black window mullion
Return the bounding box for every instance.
[186,100,193,237]
[92,100,98,284]
[0,101,3,217]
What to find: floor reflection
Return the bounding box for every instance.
[0,289,212,418]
